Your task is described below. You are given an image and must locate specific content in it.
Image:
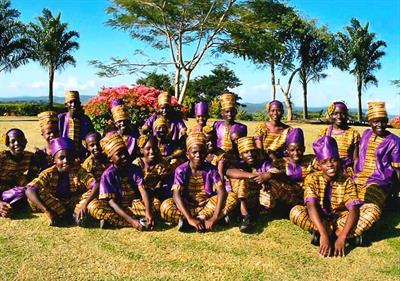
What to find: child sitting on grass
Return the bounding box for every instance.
[25,137,98,226]
[89,131,154,230]
[290,136,379,257]
[81,132,110,182]
[160,132,237,232]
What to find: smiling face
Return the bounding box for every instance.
[54,149,75,173]
[204,132,216,153]
[86,135,102,158]
[195,114,208,127]
[221,107,236,123]
[268,104,284,122]
[286,142,305,163]
[41,127,59,144]
[331,106,348,128]
[110,147,130,169]
[140,137,160,164]
[65,99,82,118]
[187,144,206,169]
[369,117,388,137]
[156,124,169,140]
[7,130,27,156]
[318,158,340,180]
[159,104,171,117]
[240,148,257,166]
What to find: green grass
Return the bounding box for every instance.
[0,117,399,280]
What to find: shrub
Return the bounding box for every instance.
[390,116,400,129]
[84,85,188,134]
[0,102,64,116]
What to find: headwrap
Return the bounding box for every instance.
[85,131,101,142]
[286,128,304,146]
[111,99,129,122]
[312,136,340,162]
[266,100,284,112]
[237,136,256,154]
[186,132,206,150]
[194,101,209,116]
[367,101,387,121]
[202,125,214,135]
[2,128,25,146]
[326,101,348,117]
[65,90,80,103]
[137,134,150,149]
[157,91,171,106]
[153,116,170,130]
[219,92,236,110]
[37,111,58,129]
[100,131,126,158]
[49,137,75,157]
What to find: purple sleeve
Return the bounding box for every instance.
[144,114,156,129]
[173,165,186,186]
[132,166,144,187]
[99,168,117,199]
[304,197,318,205]
[345,200,363,210]
[391,136,400,167]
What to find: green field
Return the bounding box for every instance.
[0,117,399,280]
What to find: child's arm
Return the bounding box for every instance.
[108,199,143,231]
[204,185,227,231]
[25,187,57,225]
[77,182,99,222]
[173,189,204,231]
[0,200,12,217]
[138,185,154,229]
[334,205,359,257]
[352,144,359,172]
[226,168,256,180]
[306,201,331,257]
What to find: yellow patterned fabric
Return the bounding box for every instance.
[158,92,171,106]
[100,131,126,158]
[81,155,109,182]
[65,90,80,103]
[289,203,381,237]
[0,150,38,191]
[172,176,209,204]
[260,179,303,209]
[186,132,206,150]
[318,127,360,161]
[68,117,81,148]
[219,93,235,110]
[367,101,387,121]
[255,123,292,153]
[237,137,256,154]
[133,157,173,191]
[38,111,58,129]
[153,116,170,130]
[357,184,387,208]
[99,176,141,203]
[111,104,129,122]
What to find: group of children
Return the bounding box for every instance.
[0,90,399,258]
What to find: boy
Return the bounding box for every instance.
[111,98,139,156]
[58,90,95,160]
[290,136,379,257]
[160,132,237,231]
[25,137,98,226]
[190,101,209,134]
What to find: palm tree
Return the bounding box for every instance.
[26,8,79,109]
[0,0,30,73]
[334,18,386,121]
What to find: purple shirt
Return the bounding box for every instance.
[99,164,144,200]
[144,113,186,142]
[122,129,139,156]
[213,121,247,151]
[173,161,222,196]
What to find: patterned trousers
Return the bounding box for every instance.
[289,203,381,237]
[160,192,238,224]
[357,183,387,208]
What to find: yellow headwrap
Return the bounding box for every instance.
[219,92,236,110]
[65,90,80,103]
[367,101,387,121]
[157,91,171,106]
[100,131,126,158]
[186,132,206,150]
[37,111,58,129]
[153,116,170,130]
[137,134,150,149]
[202,125,214,134]
[237,136,256,154]
[111,105,129,122]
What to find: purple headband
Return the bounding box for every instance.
[111,98,125,108]
[194,101,209,116]
[50,137,75,157]
[269,100,283,109]
[85,131,101,142]
[286,128,304,146]
[334,101,347,111]
[312,136,339,162]
[6,128,25,138]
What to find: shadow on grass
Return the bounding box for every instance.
[368,208,400,243]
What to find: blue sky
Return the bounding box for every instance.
[1,0,399,115]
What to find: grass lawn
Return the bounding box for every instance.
[0,117,399,280]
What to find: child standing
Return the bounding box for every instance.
[190,101,209,134]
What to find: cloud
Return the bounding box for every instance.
[29,81,47,89]
[27,76,97,91]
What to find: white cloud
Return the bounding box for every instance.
[29,81,47,89]
[26,76,97,92]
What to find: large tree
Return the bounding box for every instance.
[0,0,29,73]
[90,0,238,103]
[26,9,79,109]
[334,18,386,121]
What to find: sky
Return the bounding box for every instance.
[1,0,399,115]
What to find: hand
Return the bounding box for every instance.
[0,201,12,217]
[188,218,204,232]
[334,235,347,257]
[146,213,154,230]
[204,216,217,231]
[130,218,143,231]
[319,234,331,257]
[44,209,58,226]
[77,201,88,222]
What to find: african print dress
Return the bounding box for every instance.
[254,123,292,158]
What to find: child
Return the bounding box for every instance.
[317,101,360,175]
[353,102,400,214]
[34,111,60,171]
[0,129,40,217]
[25,137,98,226]
[160,132,237,231]
[142,91,187,143]
[290,136,379,257]
[133,134,173,213]
[203,125,226,182]
[255,100,292,161]
[58,90,95,160]
[88,131,154,230]
[154,116,185,166]
[190,101,209,134]
[213,92,247,159]
[111,98,140,156]
[81,132,110,182]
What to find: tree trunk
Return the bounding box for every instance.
[48,68,54,110]
[271,63,276,100]
[174,67,181,98]
[280,68,300,122]
[301,75,308,120]
[357,75,362,122]
[178,70,191,104]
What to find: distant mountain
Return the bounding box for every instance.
[0,95,94,104]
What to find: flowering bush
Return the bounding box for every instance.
[390,116,400,129]
[84,85,188,134]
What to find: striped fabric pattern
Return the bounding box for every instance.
[318,127,360,160]
[81,155,109,182]
[254,124,291,153]
[273,155,318,186]
[133,157,173,191]
[68,117,81,148]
